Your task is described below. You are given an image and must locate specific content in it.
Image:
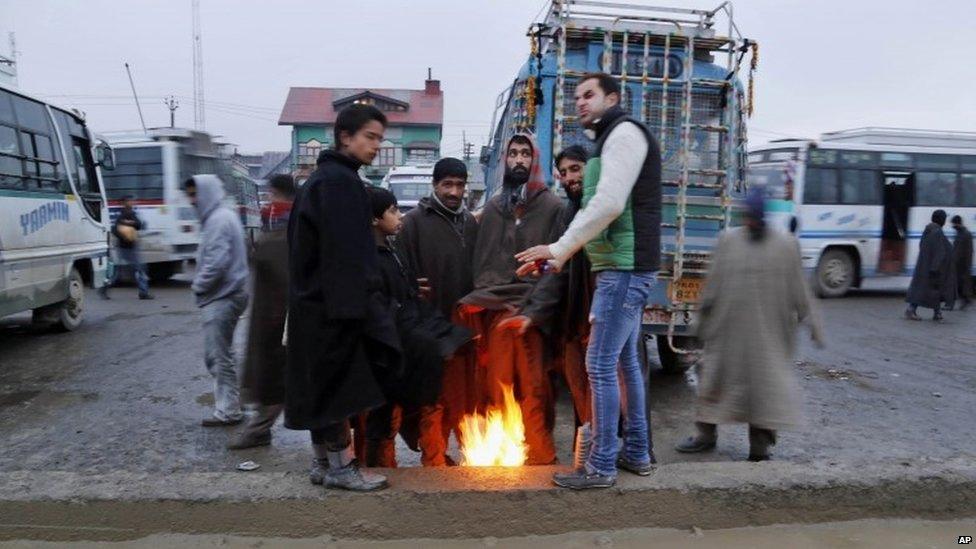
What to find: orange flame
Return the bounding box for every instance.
[458,384,526,467]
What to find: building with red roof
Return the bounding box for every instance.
[278,74,443,183]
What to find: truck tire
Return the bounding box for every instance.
[148,261,179,282]
[32,266,85,332]
[657,336,694,375]
[814,248,855,298]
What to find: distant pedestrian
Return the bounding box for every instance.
[951,215,973,310]
[228,174,295,450]
[100,196,153,300]
[675,187,825,462]
[184,175,250,427]
[906,210,954,322]
[285,104,395,492]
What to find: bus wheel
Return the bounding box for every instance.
[815,249,855,298]
[148,262,178,283]
[657,336,697,374]
[33,267,84,332]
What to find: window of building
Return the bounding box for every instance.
[297,139,322,165]
[915,171,958,206]
[802,167,839,204]
[375,147,398,167]
[839,169,881,205]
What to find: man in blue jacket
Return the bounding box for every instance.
[184,175,250,427]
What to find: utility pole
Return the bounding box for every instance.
[191,0,206,130]
[463,131,473,161]
[124,62,147,134]
[164,96,179,128]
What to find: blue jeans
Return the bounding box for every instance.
[585,270,656,476]
[113,247,149,296]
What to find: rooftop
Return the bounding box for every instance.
[278,79,443,127]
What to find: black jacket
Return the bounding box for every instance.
[398,196,479,319]
[376,242,471,407]
[954,225,974,299]
[907,223,955,309]
[521,197,594,342]
[112,207,143,250]
[284,150,395,430]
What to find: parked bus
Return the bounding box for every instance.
[481,1,755,371]
[0,83,114,330]
[101,128,216,281]
[748,128,976,297]
[380,164,435,213]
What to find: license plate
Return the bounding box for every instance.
[669,278,704,303]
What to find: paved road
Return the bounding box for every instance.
[1,277,974,475]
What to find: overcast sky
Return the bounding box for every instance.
[2,0,974,156]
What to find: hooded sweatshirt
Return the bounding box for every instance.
[190,174,249,307]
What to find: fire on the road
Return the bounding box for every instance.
[459,384,526,466]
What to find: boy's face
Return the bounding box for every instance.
[375,204,403,237]
[340,120,385,165]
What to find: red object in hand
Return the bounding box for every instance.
[534,259,552,274]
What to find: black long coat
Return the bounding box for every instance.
[284,151,395,431]
[907,223,954,309]
[953,225,974,299]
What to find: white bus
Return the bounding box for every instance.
[0,83,113,330]
[101,128,217,281]
[748,128,976,297]
[380,164,434,213]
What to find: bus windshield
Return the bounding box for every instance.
[388,178,430,201]
[747,162,794,201]
[102,146,164,200]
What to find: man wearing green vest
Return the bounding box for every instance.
[517,72,661,489]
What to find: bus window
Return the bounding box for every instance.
[0,92,14,125]
[839,169,881,205]
[807,149,837,166]
[839,151,876,168]
[803,167,839,204]
[11,95,51,133]
[881,152,913,168]
[102,147,164,200]
[915,172,958,206]
[0,124,22,189]
[916,154,958,171]
[20,131,60,192]
[959,174,976,207]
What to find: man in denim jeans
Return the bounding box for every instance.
[184,175,250,427]
[517,72,661,489]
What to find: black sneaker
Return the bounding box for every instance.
[552,468,615,490]
[616,457,654,476]
[139,293,155,300]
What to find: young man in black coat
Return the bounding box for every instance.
[951,215,973,310]
[906,209,954,322]
[285,104,394,492]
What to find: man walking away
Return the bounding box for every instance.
[906,209,954,322]
[951,215,973,310]
[286,104,393,491]
[398,157,479,466]
[229,174,295,450]
[674,187,825,462]
[517,73,660,488]
[184,175,250,427]
[101,196,153,300]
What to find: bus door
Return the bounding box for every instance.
[879,171,913,274]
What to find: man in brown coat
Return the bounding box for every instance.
[459,133,565,465]
[398,157,479,466]
[229,174,295,450]
[675,187,824,461]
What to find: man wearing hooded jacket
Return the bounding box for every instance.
[459,133,564,465]
[183,175,250,427]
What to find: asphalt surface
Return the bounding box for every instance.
[1,274,975,475]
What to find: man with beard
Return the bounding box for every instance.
[517,73,660,488]
[459,133,564,465]
[504,145,593,428]
[397,157,479,466]
[286,104,397,491]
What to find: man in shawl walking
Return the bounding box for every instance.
[950,215,973,310]
[459,133,565,465]
[906,210,954,321]
[675,187,825,462]
[285,104,396,492]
